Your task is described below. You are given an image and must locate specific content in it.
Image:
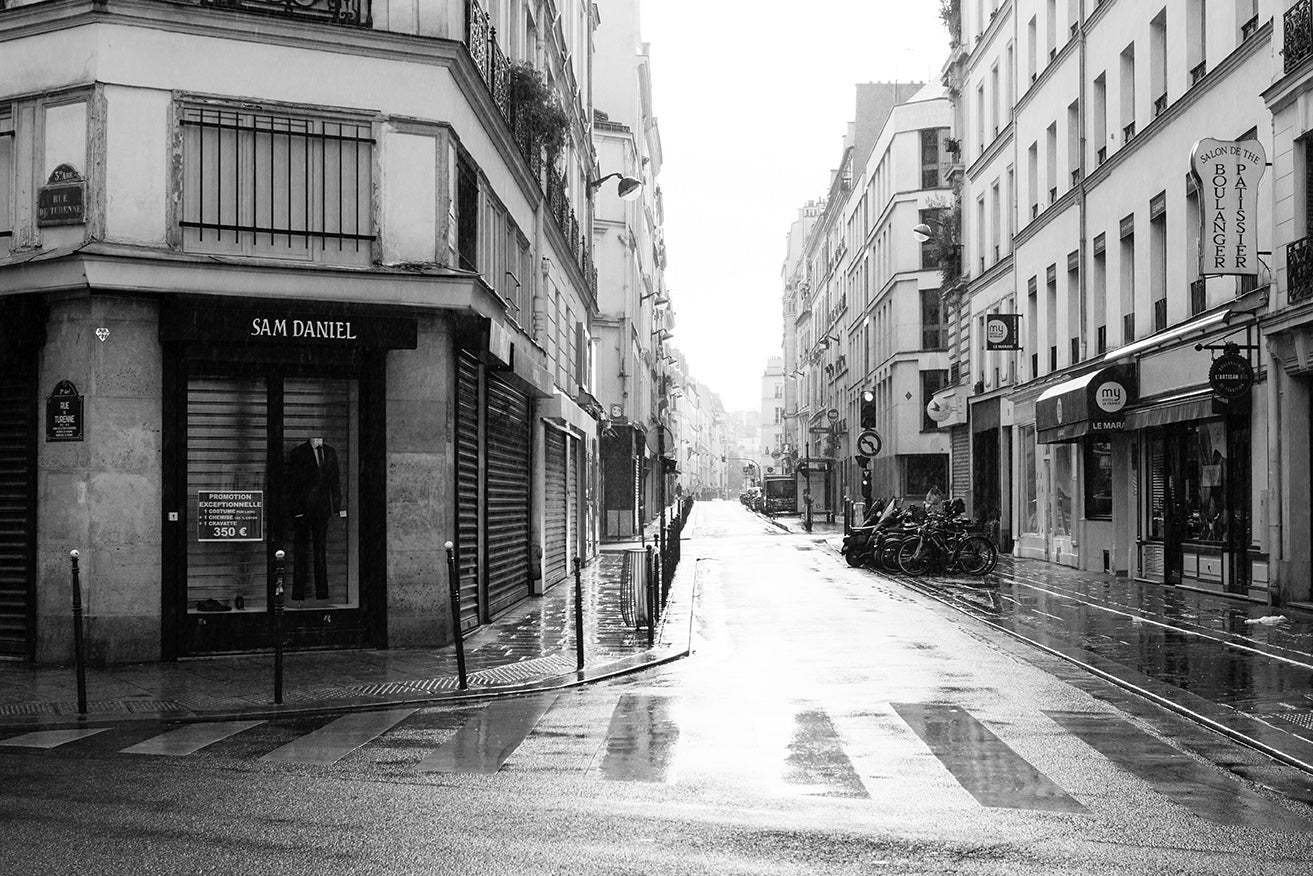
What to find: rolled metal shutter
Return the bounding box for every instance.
[485,374,531,615]
[566,435,579,565]
[951,424,971,510]
[543,427,568,586]
[0,359,35,659]
[454,351,481,630]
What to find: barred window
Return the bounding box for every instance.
[181,106,374,264]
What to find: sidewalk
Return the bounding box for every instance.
[0,507,700,730]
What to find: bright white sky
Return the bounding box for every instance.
[639,2,950,413]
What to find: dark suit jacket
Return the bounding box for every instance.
[287,441,342,518]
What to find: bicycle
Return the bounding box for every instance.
[896,512,997,577]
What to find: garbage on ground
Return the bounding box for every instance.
[1243,615,1289,626]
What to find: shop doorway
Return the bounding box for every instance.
[167,359,385,656]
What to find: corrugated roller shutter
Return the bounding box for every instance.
[485,375,531,616]
[0,361,35,658]
[951,425,971,510]
[455,351,481,631]
[543,427,568,587]
[566,435,579,564]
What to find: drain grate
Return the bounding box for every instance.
[1263,711,1313,731]
[0,699,187,717]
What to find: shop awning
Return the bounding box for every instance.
[1036,363,1138,443]
[1121,389,1216,430]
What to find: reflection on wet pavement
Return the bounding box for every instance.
[893,702,1085,813]
[783,708,868,798]
[1047,710,1312,832]
[599,693,680,783]
[418,695,557,774]
[905,558,1313,743]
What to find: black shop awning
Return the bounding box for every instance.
[1036,363,1139,443]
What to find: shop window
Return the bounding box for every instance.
[1184,419,1228,543]
[905,453,949,498]
[1053,443,1074,537]
[186,374,359,615]
[1147,433,1167,540]
[1084,439,1112,518]
[1021,425,1038,533]
[180,106,374,265]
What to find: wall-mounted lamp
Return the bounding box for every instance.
[640,289,670,307]
[653,328,673,342]
[911,221,941,243]
[587,172,644,201]
[818,334,840,350]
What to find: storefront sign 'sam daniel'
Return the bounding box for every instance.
[251,318,358,340]
[1190,137,1266,276]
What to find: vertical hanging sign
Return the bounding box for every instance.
[1190,138,1266,276]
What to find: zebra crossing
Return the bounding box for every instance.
[1,693,1309,828]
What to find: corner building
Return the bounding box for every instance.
[0,0,600,662]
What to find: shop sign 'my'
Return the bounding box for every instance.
[1190,137,1266,277]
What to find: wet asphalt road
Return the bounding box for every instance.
[3,499,1313,875]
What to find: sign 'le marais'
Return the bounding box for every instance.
[1190,138,1266,277]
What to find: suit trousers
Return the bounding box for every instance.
[292,513,331,600]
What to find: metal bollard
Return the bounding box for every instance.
[804,495,814,533]
[273,549,285,705]
[844,498,852,536]
[68,550,87,716]
[444,542,468,690]
[644,545,656,646]
[573,556,585,672]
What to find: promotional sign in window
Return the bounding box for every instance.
[985,314,1021,350]
[197,491,264,542]
[1190,138,1266,276]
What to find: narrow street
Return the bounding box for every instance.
[2,500,1311,875]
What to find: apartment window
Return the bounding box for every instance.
[1046,263,1058,373]
[1046,0,1057,58]
[991,181,1001,262]
[977,85,987,155]
[1150,191,1167,331]
[1028,141,1039,217]
[1028,16,1039,82]
[1093,73,1108,165]
[906,454,949,497]
[0,108,11,252]
[181,106,374,265]
[1047,122,1058,204]
[456,153,480,271]
[1092,233,1107,351]
[921,371,949,431]
[1151,10,1167,116]
[1006,166,1016,242]
[990,64,1001,136]
[1187,0,1207,82]
[1027,275,1039,377]
[1067,249,1080,363]
[921,128,944,188]
[921,287,947,350]
[1067,101,1080,185]
[1120,214,1135,342]
[1120,43,1136,145]
[1239,0,1259,40]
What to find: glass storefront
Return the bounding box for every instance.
[1020,424,1038,534]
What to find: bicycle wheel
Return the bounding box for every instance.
[879,540,904,573]
[897,537,931,576]
[955,536,997,575]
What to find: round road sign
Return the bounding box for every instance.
[827,408,840,422]
[856,430,882,457]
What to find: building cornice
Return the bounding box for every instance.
[966,123,1014,184]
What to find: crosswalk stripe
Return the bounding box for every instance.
[783,708,868,798]
[121,720,265,756]
[598,694,680,783]
[894,703,1086,813]
[259,708,416,765]
[417,694,557,774]
[0,727,110,749]
[1046,710,1312,832]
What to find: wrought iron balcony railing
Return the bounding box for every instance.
[1241,14,1260,41]
[1189,278,1207,315]
[198,0,370,26]
[1287,0,1313,73]
[1287,234,1313,305]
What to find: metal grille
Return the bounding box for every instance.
[0,353,35,659]
[544,428,568,587]
[1289,0,1313,72]
[485,375,530,616]
[455,352,481,631]
[180,107,374,259]
[0,123,13,243]
[1289,234,1313,305]
[199,0,370,27]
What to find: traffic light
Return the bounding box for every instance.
[860,389,877,429]
[860,469,873,503]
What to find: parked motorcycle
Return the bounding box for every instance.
[840,497,890,567]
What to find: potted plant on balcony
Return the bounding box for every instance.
[508,62,570,167]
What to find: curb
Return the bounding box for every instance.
[0,560,702,732]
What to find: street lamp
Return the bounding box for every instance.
[587,172,644,201]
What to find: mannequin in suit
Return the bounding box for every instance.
[287,437,342,600]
